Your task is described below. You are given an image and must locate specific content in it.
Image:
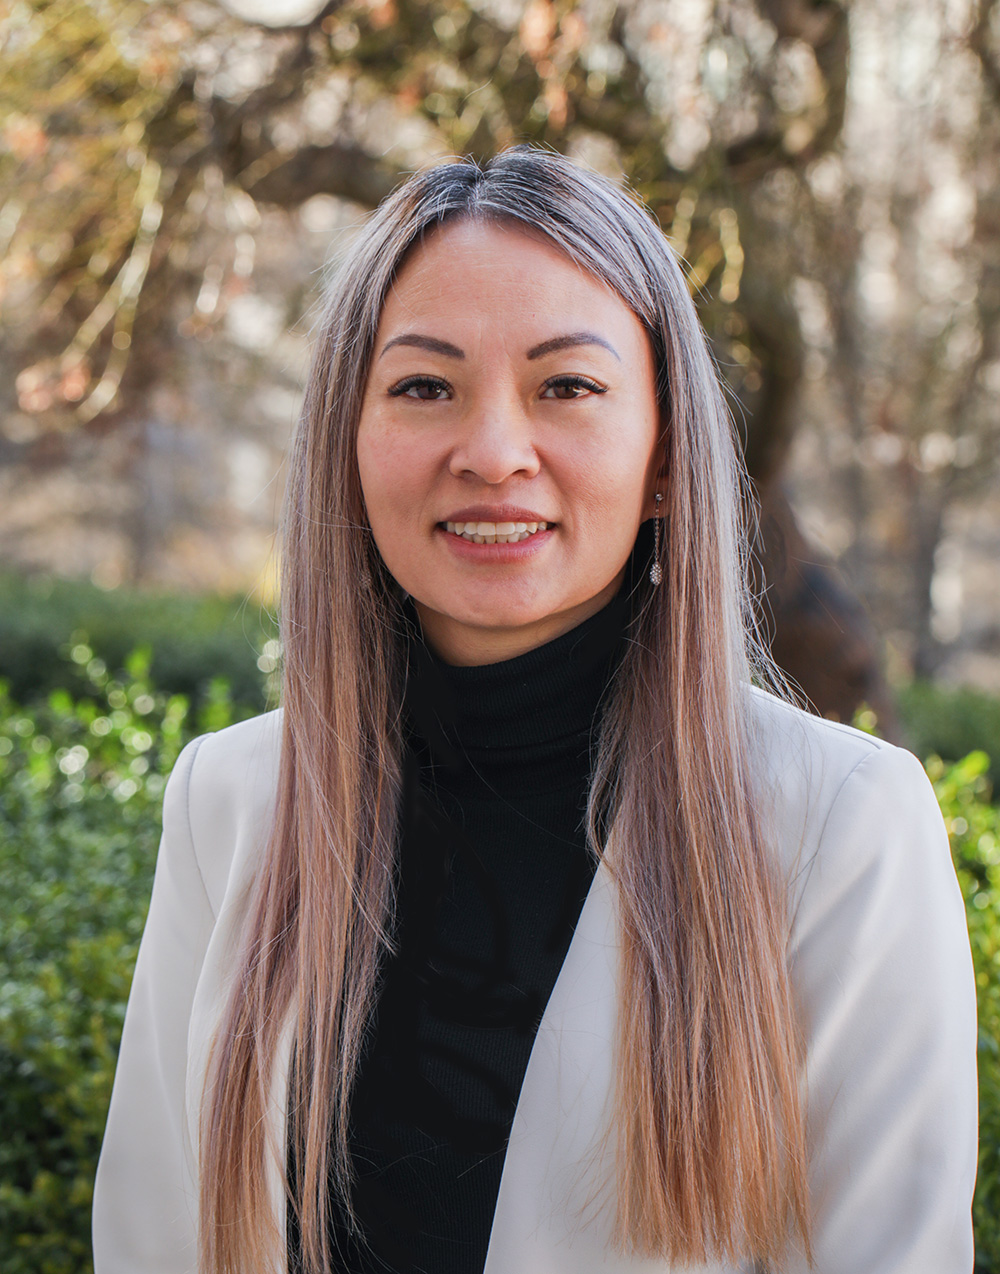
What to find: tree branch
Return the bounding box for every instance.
[240,141,401,208]
[971,0,1000,105]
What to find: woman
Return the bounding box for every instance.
[93,147,978,1274]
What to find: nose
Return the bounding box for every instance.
[448,402,541,485]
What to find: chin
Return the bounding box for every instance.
[451,603,553,631]
[417,590,555,629]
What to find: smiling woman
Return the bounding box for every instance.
[92,148,977,1274]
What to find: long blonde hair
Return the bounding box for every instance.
[199,147,811,1272]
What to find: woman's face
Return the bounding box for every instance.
[356,220,663,665]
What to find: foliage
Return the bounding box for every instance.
[930,750,1000,1271]
[0,572,278,712]
[898,680,1000,789]
[1,0,196,419]
[0,645,249,1273]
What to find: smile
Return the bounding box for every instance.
[444,520,550,544]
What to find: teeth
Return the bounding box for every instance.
[443,520,551,543]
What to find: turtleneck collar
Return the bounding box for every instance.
[403,589,629,793]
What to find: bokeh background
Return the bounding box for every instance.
[2,0,1000,1268]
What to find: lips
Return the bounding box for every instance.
[441,505,552,525]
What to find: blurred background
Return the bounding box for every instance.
[2,0,1000,1269]
[3,0,1000,728]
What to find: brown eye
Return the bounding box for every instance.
[388,376,452,400]
[540,375,606,400]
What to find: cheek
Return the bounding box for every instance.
[357,424,425,524]
[562,427,656,528]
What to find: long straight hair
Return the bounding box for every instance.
[199,147,811,1273]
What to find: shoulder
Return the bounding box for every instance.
[747,700,976,1267]
[748,684,889,797]
[165,709,283,916]
[184,707,283,788]
[745,688,948,916]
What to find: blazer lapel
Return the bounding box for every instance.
[481,850,739,1274]
[482,851,625,1272]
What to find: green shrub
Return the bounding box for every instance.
[929,750,1000,1271]
[0,646,251,1273]
[0,572,278,713]
[898,681,1000,788]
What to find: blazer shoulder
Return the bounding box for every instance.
[180,709,283,915]
[745,688,940,895]
[188,707,283,778]
[748,685,884,779]
[746,700,976,1271]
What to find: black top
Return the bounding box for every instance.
[288,592,628,1274]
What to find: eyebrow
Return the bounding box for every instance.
[527,331,621,362]
[378,329,623,363]
[379,334,465,359]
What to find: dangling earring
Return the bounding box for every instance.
[649,493,663,587]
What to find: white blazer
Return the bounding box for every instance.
[93,690,978,1273]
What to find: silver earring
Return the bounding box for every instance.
[649,494,663,586]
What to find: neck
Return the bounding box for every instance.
[404,583,629,791]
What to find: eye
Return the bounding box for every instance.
[540,374,607,400]
[388,375,452,401]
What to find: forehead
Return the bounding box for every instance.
[377,219,643,340]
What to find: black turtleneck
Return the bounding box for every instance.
[289,591,628,1274]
